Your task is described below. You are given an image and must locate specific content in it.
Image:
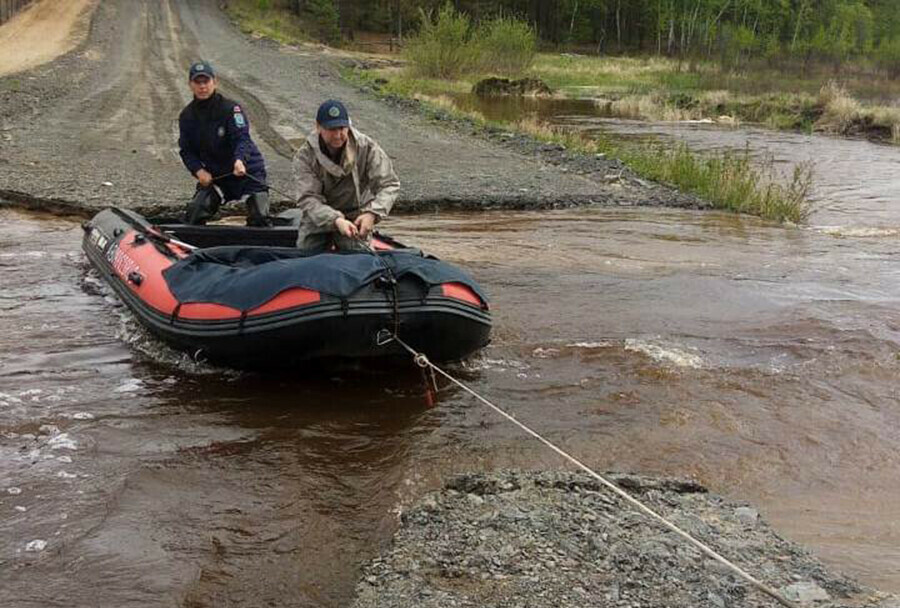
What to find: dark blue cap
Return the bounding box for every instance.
[189,61,215,81]
[316,99,350,129]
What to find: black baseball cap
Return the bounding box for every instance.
[189,61,215,81]
[316,99,350,129]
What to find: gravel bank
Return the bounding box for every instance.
[352,470,899,608]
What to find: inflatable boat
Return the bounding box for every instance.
[81,208,491,367]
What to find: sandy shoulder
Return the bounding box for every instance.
[0,0,98,77]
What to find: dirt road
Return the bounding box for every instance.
[0,0,97,77]
[0,0,676,215]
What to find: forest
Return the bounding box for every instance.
[284,0,900,71]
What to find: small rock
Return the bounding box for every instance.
[782,581,830,603]
[466,493,484,506]
[25,539,47,552]
[7,487,22,495]
[101,181,113,187]
[606,583,620,600]
[735,506,759,525]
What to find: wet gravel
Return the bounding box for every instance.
[352,470,900,608]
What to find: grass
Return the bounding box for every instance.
[620,144,814,223]
[533,54,705,93]
[222,0,311,46]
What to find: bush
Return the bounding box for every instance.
[475,17,537,76]
[404,4,477,79]
[405,4,536,79]
[875,36,900,78]
[301,0,340,45]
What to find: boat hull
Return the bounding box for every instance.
[82,209,491,367]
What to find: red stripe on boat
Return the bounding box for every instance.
[178,302,242,320]
[113,231,179,314]
[441,282,485,308]
[176,288,321,319]
[250,288,321,314]
[372,237,393,251]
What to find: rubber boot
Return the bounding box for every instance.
[245,191,271,227]
[184,187,222,225]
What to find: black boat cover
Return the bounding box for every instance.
[162,247,488,311]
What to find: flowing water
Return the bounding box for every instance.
[453,92,900,230]
[2,119,900,604]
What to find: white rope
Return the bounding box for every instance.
[391,336,798,608]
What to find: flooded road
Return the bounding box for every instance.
[2,198,900,605]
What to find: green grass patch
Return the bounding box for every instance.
[532,54,708,94]
[618,144,814,223]
[223,0,310,46]
[348,67,473,98]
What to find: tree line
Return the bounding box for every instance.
[286,0,900,72]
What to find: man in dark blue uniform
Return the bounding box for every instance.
[178,61,270,226]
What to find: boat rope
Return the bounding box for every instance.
[211,171,296,203]
[380,332,799,608]
[361,240,401,340]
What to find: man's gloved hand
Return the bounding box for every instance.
[195,168,213,187]
[335,217,359,239]
[354,212,377,238]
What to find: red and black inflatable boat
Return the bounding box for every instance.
[81,208,491,367]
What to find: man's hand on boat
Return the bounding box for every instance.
[195,168,213,187]
[335,217,360,239]
[354,212,377,238]
[233,159,247,177]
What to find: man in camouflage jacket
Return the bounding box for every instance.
[289,99,400,251]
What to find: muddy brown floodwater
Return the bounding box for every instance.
[2,199,899,606]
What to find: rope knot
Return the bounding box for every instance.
[414,353,430,368]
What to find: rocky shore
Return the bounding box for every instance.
[352,470,898,608]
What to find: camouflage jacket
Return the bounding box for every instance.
[291,128,400,230]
